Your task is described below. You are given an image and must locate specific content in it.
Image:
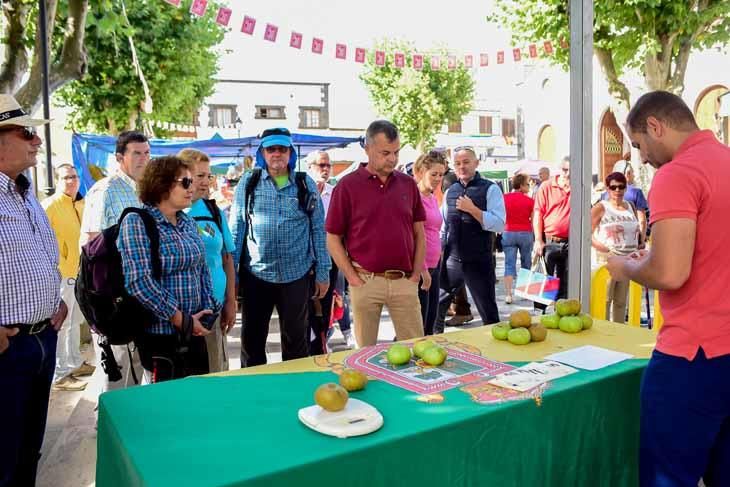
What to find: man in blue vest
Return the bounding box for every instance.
[435,146,506,332]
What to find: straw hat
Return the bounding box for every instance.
[0,94,51,128]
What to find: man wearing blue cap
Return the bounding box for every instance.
[229,128,330,366]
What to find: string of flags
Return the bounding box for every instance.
[165,0,568,70]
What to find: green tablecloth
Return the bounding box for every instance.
[97,358,646,486]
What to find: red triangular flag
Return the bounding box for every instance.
[375,50,386,66]
[290,32,302,49]
[355,48,366,63]
[264,24,278,42]
[543,41,554,55]
[412,54,424,70]
[312,38,324,54]
[513,48,522,62]
[497,51,505,64]
[336,44,347,60]
[394,52,405,68]
[447,56,456,70]
[529,44,538,58]
[189,0,207,17]
[560,37,569,49]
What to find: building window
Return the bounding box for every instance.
[208,105,237,127]
[300,108,322,129]
[448,120,462,133]
[479,116,493,134]
[255,105,286,120]
[502,118,516,137]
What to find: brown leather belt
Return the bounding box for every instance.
[353,267,411,280]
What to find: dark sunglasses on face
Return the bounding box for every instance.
[175,177,193,189]
[0,126,38,141]
[609,184,626,191]
[264,145,290,154]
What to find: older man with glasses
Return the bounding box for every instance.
[229,128,330,366]
[0,94,68,486]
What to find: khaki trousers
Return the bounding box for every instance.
[607,278,630,324]
[349,273,424,347]
[205,317,229,373]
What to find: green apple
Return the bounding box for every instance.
[339,369,368,392]
[559,316,583,333]
[413,340,436,359]
[491,324,511,340]
[386,344,412,365]
[579,313,593,330]
[555,299,572,317]
[541,313,561,329]
[508,327,531,345]
[422,346,448,366]
[567,299,582,315]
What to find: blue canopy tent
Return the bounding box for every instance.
[71,132,362,196]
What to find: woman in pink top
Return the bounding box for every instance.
[502,173,535,303]
[414,151,446,335]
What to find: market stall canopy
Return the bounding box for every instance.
[71,132,362,195]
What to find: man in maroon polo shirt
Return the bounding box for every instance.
[326,120,427,347]
[533,156,571,304]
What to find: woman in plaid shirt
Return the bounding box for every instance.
[117,156,219,382]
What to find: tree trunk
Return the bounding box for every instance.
[0,1,32,94]
[13,0,88,113]
[594,46,632,110]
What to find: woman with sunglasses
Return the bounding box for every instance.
[591,171,640,323]
[117,156,219,382]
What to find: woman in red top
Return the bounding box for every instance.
[502,173,534,303]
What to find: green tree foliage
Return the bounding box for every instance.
[55,0,225,134]
[360,40,475,151]
[488,0,730,108]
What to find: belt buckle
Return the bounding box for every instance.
[384,270,406,280]
[29,321,47,335]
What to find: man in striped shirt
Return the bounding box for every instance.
[0,95,68,486]
[80,131,150,390]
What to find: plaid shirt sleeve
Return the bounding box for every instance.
[117,213,179,320]
[305,175,331,283]
[228,174,248,268]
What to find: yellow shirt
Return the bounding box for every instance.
[42,192,85,279]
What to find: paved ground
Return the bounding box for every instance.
[35,253,635,486]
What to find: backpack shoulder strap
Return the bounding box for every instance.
[119,207,162,281]
[245,168,263,215]
[295,172,308,212]
[201,198,223,233]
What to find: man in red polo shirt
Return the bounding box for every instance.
[326,120,426,347]
[608,91,730,487]
[533,156,571,303]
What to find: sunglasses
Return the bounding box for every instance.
[427,149,447,160]
[264,145,290,154]
[175,177,193,189]
[0,126,37,141]
[260,127,291,138]
[609,184,626,191]
[454,145,476,154]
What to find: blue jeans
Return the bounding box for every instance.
[0,326,57,487]
[640,348,730,487]
[418,262,441,335]
[502,231,534,277]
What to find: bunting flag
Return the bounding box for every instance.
[215,7,231,26]
[560,37,569,49]
[394,52,405,68]
[375,50,386,66]
[497,51,505,64]
[430,56,440,70]
[312,37,324,54]
[480,53,489,66]
[464,54,473,68]
[241,16,256,35]
[189,0,207,16]
[355,47,366,63]
[529,44,538,58]
[290,31,303,49]
[264,23,278,42]
[413,53,424,70]
[336,43,347,60]
[164,0,181,7]
[447,55,456,70]
[512,48,521,62]
[543,41,554,55]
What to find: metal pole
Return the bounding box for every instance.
[567,0,593,305]
[39,0,54,196]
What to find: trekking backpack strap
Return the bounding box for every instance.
[196,198,223,233]
[119,207,162,281]
[243,168,263,244]
[295,171,317,268]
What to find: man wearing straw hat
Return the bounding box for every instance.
[0,94,68,486]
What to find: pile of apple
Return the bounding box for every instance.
[491,310,546,345]
[314,369,369,412]
[540,298,593,333]
[386,340,448,367]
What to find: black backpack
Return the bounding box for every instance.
[75,207,162,346]
[192,198,223,233]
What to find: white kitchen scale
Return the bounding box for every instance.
[298,398,383,438]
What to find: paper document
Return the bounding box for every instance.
[488,361,578,392]
[544,345,633,371]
